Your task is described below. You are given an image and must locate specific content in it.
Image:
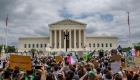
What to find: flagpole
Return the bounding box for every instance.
[127,12,132,48]
[6,24,8,48]
[129,23,132,48]
[6,14,9,49]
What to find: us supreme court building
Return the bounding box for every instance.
[18,19,118,52]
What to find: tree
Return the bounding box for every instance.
[134,46,140,51]
[0,45,2,52]
[0,45,16,53]
[7,46,16,53]
[122,47,131,52]
[30,48,37,54]
[30,49,37,58]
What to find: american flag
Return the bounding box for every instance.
[6,14,8,26]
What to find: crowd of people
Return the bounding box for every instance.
[0,54,140,80]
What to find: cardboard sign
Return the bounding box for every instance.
[134,57,140,67]
[137,51,140,58]
[55,56,63,62]
[111,61,121,74]
[111,54,121,61]
[10,55,31,70]
[123,56,140,71]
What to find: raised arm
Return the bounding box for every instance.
[80,72,88,80]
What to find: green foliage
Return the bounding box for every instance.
[134,46,140,51]
[98,49,104,52]
[122,45,140,52]
[0,45,2,52]
[0,45,16,53]
[7,46,15,52]
[122,47,131,52]
[30,48,37,53]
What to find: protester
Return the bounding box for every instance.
[0,50,139,80]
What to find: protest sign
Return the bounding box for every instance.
[124,56,140,71]
[111,61,121,74]
[137,51,140,58]
[10,55,31,70]
[134,57,140,67]
[78,51,84,58]
[111,54,121,61]
[83,54,88,61]
[55,56,63,62]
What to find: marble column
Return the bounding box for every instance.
[59,29,61,48]
[64,30,66,48]
[79,29,81,48]
[69,30,71,49]
[50,29,52,47]
[83,29,86,47]
[54,30,57,48]
[74,29,76,48]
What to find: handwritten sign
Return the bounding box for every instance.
[134,57,140,67]
[10,55,31,70]
[111,61,121,74]
[126,56,135,66]
[124,56,140,71]
[55,56,63,62]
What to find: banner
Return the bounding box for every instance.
[10,55,31,70]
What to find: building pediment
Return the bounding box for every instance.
[48,19,87,26]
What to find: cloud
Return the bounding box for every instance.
[0,0,140,48]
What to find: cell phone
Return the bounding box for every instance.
[35,66,42,69]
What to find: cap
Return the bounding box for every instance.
[88,71,95,76]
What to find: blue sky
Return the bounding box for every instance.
[0,0,140,48]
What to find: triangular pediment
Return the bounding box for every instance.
[49,19,87,26]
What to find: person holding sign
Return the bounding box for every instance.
[53,57,65,78]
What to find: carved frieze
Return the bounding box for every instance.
[49,19,86,25]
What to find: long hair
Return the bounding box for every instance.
[46,73,55,80]
[80,65,84,74]
[66,71,74,80]
[58,73,64,80]
[88,74,98,80]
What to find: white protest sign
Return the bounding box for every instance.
[111,61,121,74]
[78,51,84,58]
[71,56,77,65]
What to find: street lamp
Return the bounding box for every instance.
[64,30,69,52]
